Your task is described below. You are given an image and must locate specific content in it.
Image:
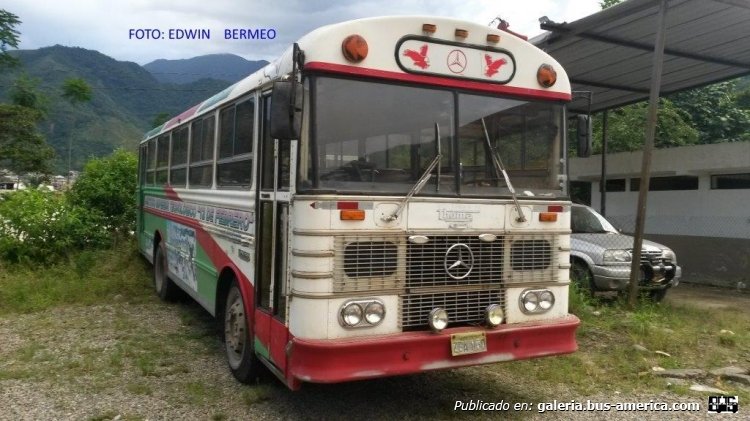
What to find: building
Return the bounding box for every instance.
[569,141,750,288]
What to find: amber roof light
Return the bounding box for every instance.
[422,23,437,34]
[537,64,557,88]
[342,34,368,63]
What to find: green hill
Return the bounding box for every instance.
[0,46,231,173]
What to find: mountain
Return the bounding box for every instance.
[0,46,232,173]
[143,54,268,84]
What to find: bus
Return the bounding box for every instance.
[137,16,580,390]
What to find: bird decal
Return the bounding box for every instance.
[484,54,507,77]
[403,44,430,69]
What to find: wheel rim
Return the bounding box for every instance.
[225,289,246,369]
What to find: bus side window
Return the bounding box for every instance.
[170,126,189,187]
[217,98,254,189]
[155,133,170,185]
[189,115,215,188]
[146,139,157,185]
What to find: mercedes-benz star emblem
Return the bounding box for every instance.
[444,243,475,280]
[446,49,467,74]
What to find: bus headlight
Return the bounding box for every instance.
[428,308,449,332]
[520,289,555,314]
[485,304,504,327]
[340,303,363,327]
[339,299,386,328]
[364,301,385,325]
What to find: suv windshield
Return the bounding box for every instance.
[571,206,618,234]
[300,76,565,198]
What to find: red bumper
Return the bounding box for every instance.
[287,315,579,386]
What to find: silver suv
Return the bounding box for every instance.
[570,204,681,301]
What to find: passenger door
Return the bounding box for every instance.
[254,93,292,373]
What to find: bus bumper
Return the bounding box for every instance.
[287,314,579,387]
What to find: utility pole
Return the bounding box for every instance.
[628,0,668,308]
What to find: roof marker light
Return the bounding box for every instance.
[486,34,500,43]
[455,29,468,38]
[342,34,368,63]
[537,63,557,88]
[422,23,437,34]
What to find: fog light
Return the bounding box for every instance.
[485,304,504,327]
[364,301,385,325]
[341,303,363,327]
[428,308,449,332]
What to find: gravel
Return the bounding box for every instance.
[0,301,720,420]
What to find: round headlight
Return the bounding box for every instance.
[538,291,555,310]
[341,303,363,326]
[364,301,385,325]
[485,304,504,327]
[428,308,449,332]
[522,291,539,312]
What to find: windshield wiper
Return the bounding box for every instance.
[383,123,442,222]
[481,118,526,222]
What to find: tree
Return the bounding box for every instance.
[0,104,54,174]
[0,9,20,69]
[10,74,48,114]
[669,81,750,142]
[591,99,699,153]
[151,111,171,128]
[68,149,138,233]
[61,77,93,177]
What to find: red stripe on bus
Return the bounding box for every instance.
[304,61,572,101]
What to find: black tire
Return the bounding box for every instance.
[570,259,597,295]
[224,282,261,383]
[153,241,178,301]
[649,288,668,302]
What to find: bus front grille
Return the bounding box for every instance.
[400,289,503,329]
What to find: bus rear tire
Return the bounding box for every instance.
[224,282,261,383]
[153,241,178,301]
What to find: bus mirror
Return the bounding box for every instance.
[270,81,304,140]
[576,114,592,158]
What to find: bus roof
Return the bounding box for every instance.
[142,16,571,142]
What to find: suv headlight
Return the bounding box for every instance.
[662,249,676,262]
[603,249,632,262]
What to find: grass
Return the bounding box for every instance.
[499,283,750,401]
[0,238,153,314]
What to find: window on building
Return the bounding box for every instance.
[189,115,215,188]
[170,126,189,187]
[711,173,750,189]
[631,175,698,191]
[604,178,626,192]
[217,98,254,188]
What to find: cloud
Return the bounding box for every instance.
[4,0,600,64]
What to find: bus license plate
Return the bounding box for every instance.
[451,332,487,356]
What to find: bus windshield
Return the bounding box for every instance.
[302,76,564,198]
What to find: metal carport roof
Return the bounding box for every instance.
[532,0,750,114]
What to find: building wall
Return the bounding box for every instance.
[569,142,750,287]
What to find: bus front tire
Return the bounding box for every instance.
[153,241,178,301]
[224,283,261,383]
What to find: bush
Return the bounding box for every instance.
[0,190,109,263]
[68,148,137,233]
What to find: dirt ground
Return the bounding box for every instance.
[666,281,750,310]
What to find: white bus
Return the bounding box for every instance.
[137,16,579,390]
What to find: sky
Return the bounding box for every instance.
[4,0,602,65]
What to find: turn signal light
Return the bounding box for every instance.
[539,212,558,222]
[340,209,365,221]
[342,34,368,63]
[537,63,557,87]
